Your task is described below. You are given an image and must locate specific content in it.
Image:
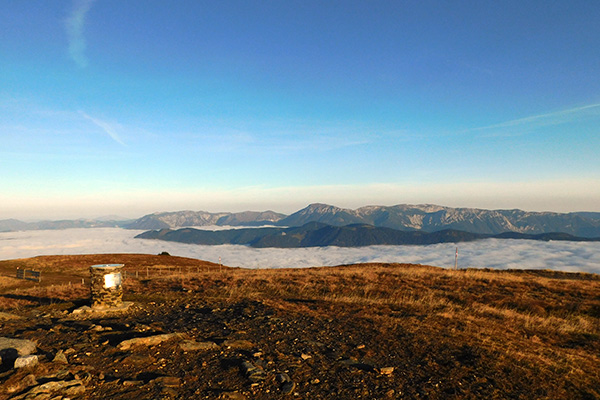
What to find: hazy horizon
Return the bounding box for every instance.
[2,2,599,220]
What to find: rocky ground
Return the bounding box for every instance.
[1,254,599,399]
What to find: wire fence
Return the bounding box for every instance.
[16,268,41,282]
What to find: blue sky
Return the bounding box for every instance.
[2,1,599,219]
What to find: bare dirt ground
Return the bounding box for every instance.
[1,254,599,399]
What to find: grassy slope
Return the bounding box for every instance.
[1,254,599,399]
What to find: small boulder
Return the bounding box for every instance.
[53,350,68,364]
[14,355,39,369]
[276,373,296,394]
[240,361,266,382]
[379,366,394,375]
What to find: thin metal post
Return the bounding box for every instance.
[454,247,458,270]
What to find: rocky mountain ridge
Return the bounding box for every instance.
[277,203,600,237]
[3,203,600,237]
[0,218,128,232]
[125,210,285,230]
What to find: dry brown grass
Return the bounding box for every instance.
[1,256,599,398]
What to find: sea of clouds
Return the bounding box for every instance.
[1,228,599,274]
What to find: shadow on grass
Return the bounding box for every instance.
[0,293,86,307]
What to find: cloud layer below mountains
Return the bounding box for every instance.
[1,228,599,274]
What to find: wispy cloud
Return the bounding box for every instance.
[467,103,600,137]
[79,111,126,146]
[65,0,96,68]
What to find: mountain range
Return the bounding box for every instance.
[124,203,600,238]
[124,210,285,230]
[0,218,128,232]
[3,203,600,238]
[135,222,600,248]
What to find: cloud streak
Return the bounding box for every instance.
[467,103,600,137]
[79,111,126,146]
[65,0,96,68]
[1,228,599,275]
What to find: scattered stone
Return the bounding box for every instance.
[72,306,92,314]
[276,373,291,384]
[89,324,105,331]
[40,369,72,381]
[223,339,254,349]
[379,366,395,375]
[3,373,38,394]
[220,391,246,400]
[179,340,218,351]
[117,333,187,350]
[75,370,93,384]
[14,355,39,369]
[161,387,179,398]
[300,353,312,360]
[63,348,76,355]
[9,379,85,400]
[72,302,133,315]
[240,360,266,382]
[22,373,38,387]
[276,372,296,394]
[153,376,182,387]
[123,379,144,386]
[53,350,68,364]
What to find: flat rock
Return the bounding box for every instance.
[118,333,187,350]
[153,376,182,387]
[72,301,133,314]
[2,373,38,394]
[123,379,144,386]
[9,379,85,400]
[179,340,218,351]
[71,306,92,314]
[220,392,246,400]
[223,339,254,349]
[122,353,155,365]
[0,337,37,356]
